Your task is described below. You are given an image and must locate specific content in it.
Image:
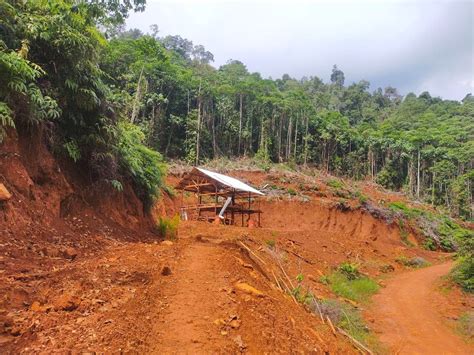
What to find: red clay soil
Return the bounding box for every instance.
[1,133,473,353]
[369,262,473,354]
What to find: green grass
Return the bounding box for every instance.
[388,201,424,218]
[457,311,474,342]
[327,272,380,303]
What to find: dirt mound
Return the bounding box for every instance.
[0,129,162,348]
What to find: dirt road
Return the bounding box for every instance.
[370,262,472,354]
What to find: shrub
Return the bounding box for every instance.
[396,256,430,268]
[338,262,360,280]
[162,185,176,197]
[398,220,414,247]
[308,298,375,347]
[265,238,276,249]
[156,214,180,240]
[388,203,470,253]
[287,187,297,196]
[452,256,474,293]
[327,178,344,189]
[453,229,474,292]
[457,311,474,340]
[423,238,437,251]
[291,274,313,304]
[355,191,368,204]
[117,121,166,208]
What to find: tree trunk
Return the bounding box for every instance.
[195,79,202,165]
[148,103,155,144]
[304,114,309,166]
[416,149,421,198]
[408,160,413,196]
[431,171,436,206]
[187,90,190,116]
[278,114,283,162]
[238,93,243,155]
[212,110,217,158]
[131,65,145,123]
[293,116,298,161]
[286,115,292,161]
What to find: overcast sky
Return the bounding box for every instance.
[126,0,473,100]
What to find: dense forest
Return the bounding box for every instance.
[1,0,473,220]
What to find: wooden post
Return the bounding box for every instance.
[231,190,235,225]
[214,184,218,218]
[258,199,261,227]
[198,185,201,220]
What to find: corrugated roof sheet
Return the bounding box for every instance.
[196,168,264,195]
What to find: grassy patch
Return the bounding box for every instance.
[155,214,180,240]
[388,201,473,253]
[389,201,424,218]
[457,311,474,342]
[327,272,379,303]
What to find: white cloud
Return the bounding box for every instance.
[127,0,474,99]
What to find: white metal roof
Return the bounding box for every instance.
[196,168,264,195]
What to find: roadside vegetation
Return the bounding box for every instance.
[284,271,378,350]
[320,263,380,303]
[395,256,431,268]
[310,298,379,350]
[457,311,474,342]
[386,202,473,291]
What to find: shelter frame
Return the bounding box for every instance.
[177,168,263,226]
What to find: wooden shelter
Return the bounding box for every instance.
[176,167,264,226]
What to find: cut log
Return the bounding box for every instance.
[0,183,12,201]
